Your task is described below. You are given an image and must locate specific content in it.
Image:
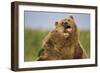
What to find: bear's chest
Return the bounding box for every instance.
[51,32,67,46]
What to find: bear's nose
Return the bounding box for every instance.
[63,22,71,29]
[64,22,68,25]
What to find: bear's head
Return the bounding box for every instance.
[55,16,78,38]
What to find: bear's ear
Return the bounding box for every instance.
[55,21,58,26]
[70,16,74,20]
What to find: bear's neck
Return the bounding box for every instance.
[65,31,79,47]
[51,29,79,48]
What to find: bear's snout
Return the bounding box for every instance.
[63,22,71,29]
[63,22,71,33]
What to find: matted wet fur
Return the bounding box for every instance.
[38,16,88,61]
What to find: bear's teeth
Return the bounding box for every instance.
[67,28,72,32]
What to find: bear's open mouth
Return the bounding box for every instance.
[62,22,72,33]
[63,27,72,38]
[66,26,71,28]
[63,22,71,29]
[64,26,72,33]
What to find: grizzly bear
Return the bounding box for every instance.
[37,16,88,61]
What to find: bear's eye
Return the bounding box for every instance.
[61,22,64,25]
[67,19,70,22]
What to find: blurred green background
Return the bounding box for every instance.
[24,29,90,61]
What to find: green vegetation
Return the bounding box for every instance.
[24,29,49,61]
[24,29,90,61]
[79,30,90,57]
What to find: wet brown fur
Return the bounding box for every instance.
[38,16,88,60]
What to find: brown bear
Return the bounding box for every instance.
[37,16,88,61]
